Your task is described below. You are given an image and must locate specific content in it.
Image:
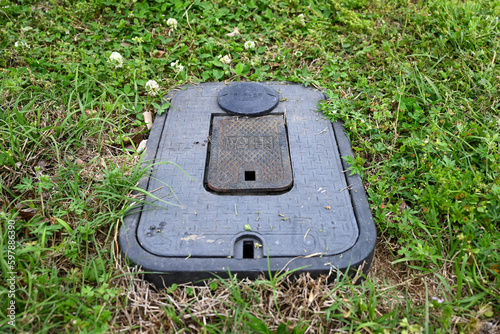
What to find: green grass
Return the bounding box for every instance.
[1,0,499,332]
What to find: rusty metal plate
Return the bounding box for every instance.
[206,114,293,193]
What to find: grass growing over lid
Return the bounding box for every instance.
[0,0,499,332]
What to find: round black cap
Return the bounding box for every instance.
[217,82,279,116]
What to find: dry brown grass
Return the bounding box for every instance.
[105,238,500,333]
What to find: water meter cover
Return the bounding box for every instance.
[119,82,377,287]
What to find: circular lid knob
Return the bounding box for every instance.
[217,82,279,116]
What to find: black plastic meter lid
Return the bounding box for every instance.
[217,82,279,116]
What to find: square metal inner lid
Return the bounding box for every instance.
[206,114,293,193]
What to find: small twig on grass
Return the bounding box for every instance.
[183,3,194,31]
[378,272,430,292]
[114,218,120,266]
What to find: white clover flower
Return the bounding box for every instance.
[166,18,178,30]
[244,41,256,50]
[108,51,123,68]
[297,14,306,26]
[219,54,232,65]
[145,80,160,96]
[14,41,29,48]
[294,51,303,57]
[170,60,184,74]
